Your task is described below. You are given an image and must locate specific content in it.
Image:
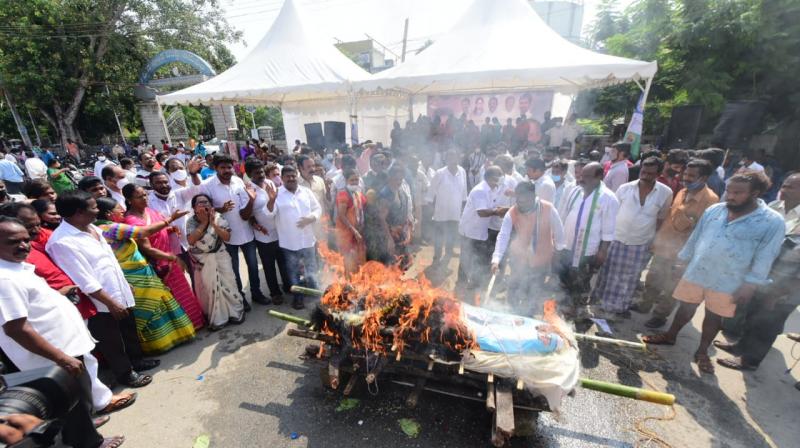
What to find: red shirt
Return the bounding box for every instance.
[28,229,97,319]
[657,173,682,197]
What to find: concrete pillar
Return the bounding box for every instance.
[211,105,237,139]
[138,101,170,144]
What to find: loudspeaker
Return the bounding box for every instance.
[304,123,324,150]
[324,121,346,149]
[711,100,767,150]
[666,105,703,149]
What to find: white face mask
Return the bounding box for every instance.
[171,169,188,182]
[98,156,106,162]
[346,184,361,193]
[115,178,129,190]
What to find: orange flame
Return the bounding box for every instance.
[317,245,477,356]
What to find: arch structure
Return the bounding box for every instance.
[136,50,236,144]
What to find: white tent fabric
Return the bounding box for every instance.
[355,0,657,95]
[158,0,370,106]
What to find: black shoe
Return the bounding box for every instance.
[644,317,668,329]
[252,292,271,305]
[243,301,252,312]
[229,314,246,325]
[629,302,652,314]
[292,297,305,310]
[131,359,160,371]
[271,294,284,305]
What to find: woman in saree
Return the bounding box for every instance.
[122,184,206,330]
[335,169,367,275]
[187,194,245,330]
[94,197,196,354]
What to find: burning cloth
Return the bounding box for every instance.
[460,303,580,410]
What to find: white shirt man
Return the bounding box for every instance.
[93,157,114,179]
[268,185,322,251]
[459,180,496,242]
[613,180,673,246]
[604,160,630,192]
[533,175,556,204]
[427,165,468,222]
[24,156,48,180]
[489,174,518,232]
[251,181,279,245]
[201,175,255,246]
[47,221,135,312]
[148,183,202,250]
[0,258,95,370]
[562,183,620,267]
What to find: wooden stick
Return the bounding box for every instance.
[290,285,324,297]
[492,383,515,447]
[405,377,426,409]
[574,333,647,350]
[486,382,496,412]
[483,274,497,307]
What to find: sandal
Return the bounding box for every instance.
[97,392,138,415]
[99,436,125,448]
[786,333,800,343]
[119,372,152,388]
[694,352,715,374]
[93,415,111,428]
[641,333,676,345]
[131,359,160,371]
[712,340,739,354]
[716,357,757,371]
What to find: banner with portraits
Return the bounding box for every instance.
[426,91,554,125]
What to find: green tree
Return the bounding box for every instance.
[0,0,239,147]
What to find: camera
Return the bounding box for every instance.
[0,366,81,448]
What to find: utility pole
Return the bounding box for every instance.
[27,111,42,147]
[401,18,409,62]
[1,88,32,148]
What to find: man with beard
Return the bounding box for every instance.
[643,171,784,375]
[0,203,139,417]
[201,154,268,306]
[46,190,154,387]
[148,157,204,281]
[592,157,673,318]
[266,165,321,309]
[135,152,159,189]
[714,173,800,390]
[0,217,126,448]
[632,159,718,328]
[491,181,565,315]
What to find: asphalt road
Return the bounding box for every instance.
[100,248,799,448]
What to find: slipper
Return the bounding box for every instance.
[99,436,125,448]
[641,333,676,346]
[97,392,138,415]
[716,357,757,371]
[694,352,715,374]
[119,372,152,388]
[93,415,111,428]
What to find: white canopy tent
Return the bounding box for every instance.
[157,0,410,145]
[357,0,657,96]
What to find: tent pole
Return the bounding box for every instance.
[408,94,414,121]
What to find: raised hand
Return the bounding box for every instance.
[186,156,204,174]
[265,181,278,202]
[245,182,257,200]
[196,206,209,224]
[221,200,235,213]
[171,209,190,222]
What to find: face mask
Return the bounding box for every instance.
[97,156,106,162]
[271,176,282,187]
[42,220,60,230]
[346,185,361,193]
[517,203,534,213]
[551,175,562,183]
[685,180,705,191]
[171,169,188,182]
[115,178,130,190]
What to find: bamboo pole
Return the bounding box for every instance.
[289,285,324,297]
[267,310,311,327]
[574,333,647,351]
[579,378,675,405]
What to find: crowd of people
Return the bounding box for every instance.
[0,119,798,446]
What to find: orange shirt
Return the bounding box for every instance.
[652,186,719,259]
